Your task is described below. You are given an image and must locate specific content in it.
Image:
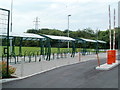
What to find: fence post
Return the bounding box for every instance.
[78,48,81,62]
[53,53,54,60]
[21,57,24,77]
[35,55,37,62]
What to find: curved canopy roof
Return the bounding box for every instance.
[42,34,75,41]
[77,38,106,44]
[0,32,106,43]
[81,38,97,43]
[96,40,106,44]
[0,32,44,39]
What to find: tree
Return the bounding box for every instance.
[26,29,39,34]
[25,28,116,49]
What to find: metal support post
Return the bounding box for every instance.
[21,57,24,77]
[19,37,23,56]
[57,40,60,58]
[83,41,86,56]
[40,39,44,55]
[46,39,51,61]
[72,41,75,57]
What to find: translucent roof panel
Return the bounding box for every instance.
[97,40,106,43]
[44,34,75,41]
[81,38,97,43]
[80,38,106,44]
[0,32,44,39]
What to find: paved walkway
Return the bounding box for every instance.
[10,53,107,78]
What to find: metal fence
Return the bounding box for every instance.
[0,8,10,77]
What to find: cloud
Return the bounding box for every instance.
[0,0,119,33]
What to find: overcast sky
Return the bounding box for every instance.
[0,0,119,33]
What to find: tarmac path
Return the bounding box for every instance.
[3,58,119,88]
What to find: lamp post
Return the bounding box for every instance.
[118,1,120,60]
[10,0,13,32]
[96,29,99,54]
[68,15,71,53]
[10,0,13,55]
[109,5,112,50]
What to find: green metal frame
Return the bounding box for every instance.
[40,39,44,55]
[71,41,76,57]
[75,39,85,55]
[95,41,99,54]
[57,40,60,54]
[75,38,106,55]
[45,38,51,61]
[12,37,16,54]
[0,8,10,77]
[39,34,76,60]
[38,34,51,60]
[19,37,23,56]
[82,41,86,55]
[11,37,16,63]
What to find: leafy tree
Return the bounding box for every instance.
[26,29,39,34]
[24,27,119,49]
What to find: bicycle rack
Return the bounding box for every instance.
[36,50,41,62]
[2,53,7,61]
[28,51,34,63]
[10,52,16,64]
[23,50,28,62]
[52,53,55,60]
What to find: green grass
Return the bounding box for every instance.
[1,46,105,56]
[1,46,74,56]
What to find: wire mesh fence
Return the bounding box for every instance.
[0,8,10,80]
[0,9,9,34]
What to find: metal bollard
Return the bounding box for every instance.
[53,53,55,60]
[35,55,37,62]
[78,52,81,62]
[2,55,3,61]
[39,55,41,62]
[24,55,26,62]
[29,56,31,63]
[60,53,62,58]
[17,55,19,62]
[15,56,16,64]
[61,53,63,58]
[57,53,59,59]
[64,52,67,58]
[21,57,24,77]
[10,55,12,63]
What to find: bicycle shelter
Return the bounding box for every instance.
[1,32,106,64]
[1,32,45,63]
[75,38,106,55]
[39,34,76,61]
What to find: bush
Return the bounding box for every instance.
[0,61,16,78]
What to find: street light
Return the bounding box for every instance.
[10,0,13,55]
[11,0,13,32]
[68,14,71,53]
